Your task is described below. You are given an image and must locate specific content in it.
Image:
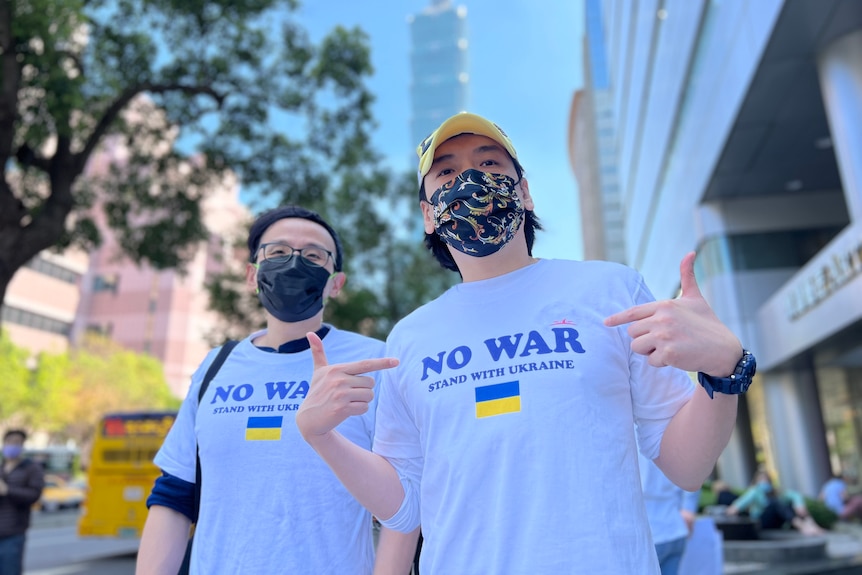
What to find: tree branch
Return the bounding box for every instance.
[0,0,21,163]
[74,82,226,175]
[15,143,52,173]
[0,174,26,229]
[57,48,84,78]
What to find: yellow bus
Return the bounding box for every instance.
[78,411,176,538]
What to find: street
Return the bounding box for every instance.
[24,509,137,574]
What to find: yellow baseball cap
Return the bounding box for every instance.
[416,112,519,182]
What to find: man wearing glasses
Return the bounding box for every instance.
[137,206,418,575]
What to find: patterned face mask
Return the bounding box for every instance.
[428,169,526,257]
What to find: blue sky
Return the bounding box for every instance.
[297,0,586,260]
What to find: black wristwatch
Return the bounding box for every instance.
[697,350,756,399]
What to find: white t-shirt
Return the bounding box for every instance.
[374,259,695,575]
[155,326,384,575]
[638,451,701,545]
[821,478,847,515]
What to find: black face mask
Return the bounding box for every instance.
[256,258,332,322]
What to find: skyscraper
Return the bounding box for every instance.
[570,0,626,264]
[408,0,469,150]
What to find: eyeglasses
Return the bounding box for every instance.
[258,242,333,267]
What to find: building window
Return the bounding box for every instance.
[24,256,81,284]
[93,274,119,294]
[697,227,844,281]
[85,323,113,337]
[0,305,71,336]
[817,367,862,478]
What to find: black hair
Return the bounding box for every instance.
[247,205,343,271]
[419,159,543,273]
[3,429,27,442]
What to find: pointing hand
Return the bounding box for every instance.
[603,252,742,376]
[296,332,399,440]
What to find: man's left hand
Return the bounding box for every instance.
[604,251,742,377]
[681,509,696,535]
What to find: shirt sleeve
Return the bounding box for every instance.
[146,471,197,522]
[376,455,423,533]
[626,274,696,460]
[372,343,424,532]
[682,488,701,513]
[153,348,221,483]
[732,487,757,512]
[6,462,45,507]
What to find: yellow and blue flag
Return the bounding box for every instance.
[245,416,283,441]
[475,381,521,418]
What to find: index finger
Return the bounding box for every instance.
[307,331,399,375]
[340,357,400,376]
[603,301,659,327]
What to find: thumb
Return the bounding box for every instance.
[307,331,329,371]
[679,251,703,299]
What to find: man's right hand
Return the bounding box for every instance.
[296,331,399,441]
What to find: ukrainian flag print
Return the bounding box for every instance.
[245,416,283,441]
[475,381,521,418]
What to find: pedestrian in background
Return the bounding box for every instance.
[820,473,862,522]
[639,451,701,575]
[728,470,824,536]
[0,429,45,575]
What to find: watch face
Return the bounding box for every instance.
[737,351,756,383]
[698,351,756,397]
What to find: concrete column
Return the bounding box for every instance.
[717,395,758,490]
[845,368,862,475]
[761,366,832,496]
[818,30,862,222]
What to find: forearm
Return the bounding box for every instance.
[656,386,738,491]
[728,489,754,514]
[373,526,420,575]
[6,485,43,506]
[306,430,405,520]
[136,505,192,575]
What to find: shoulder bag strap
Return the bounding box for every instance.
[193,339,238,520]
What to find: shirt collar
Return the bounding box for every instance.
[256,325,331,354]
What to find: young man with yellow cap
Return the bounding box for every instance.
[296,114,755,574]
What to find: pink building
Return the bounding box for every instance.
[4,128,249,397]
[70,157,249,396]
[3,248,89,356]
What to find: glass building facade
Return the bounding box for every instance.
[572,0,627,264]
[574,0,862,497]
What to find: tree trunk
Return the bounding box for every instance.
[0,264,10,331]
[0,172,76,332]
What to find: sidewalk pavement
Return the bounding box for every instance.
[724,522,862,574]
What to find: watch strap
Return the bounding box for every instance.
[697,350,755,399]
